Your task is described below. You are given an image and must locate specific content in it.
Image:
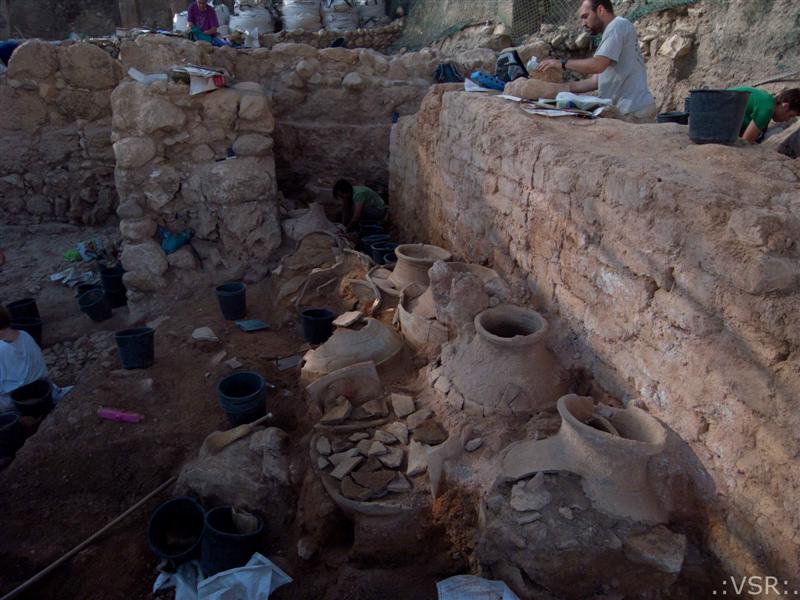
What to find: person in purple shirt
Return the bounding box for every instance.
[187,0,219,41]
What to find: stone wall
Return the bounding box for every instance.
[111,78,280,302]
[389,88,800,585]
[0,40,122,225]
[120,36,495,203]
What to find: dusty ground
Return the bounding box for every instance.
[0,224,468,600]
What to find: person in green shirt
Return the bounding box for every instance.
[730,86,800,143]
[333,179,386,232]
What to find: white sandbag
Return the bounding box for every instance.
[173,11,189,33]
[321,0,358,32]
[282,0,322,32]
[230,7,275,34]
[236,0,266,8]
[215,3,231,25]
[357,0,389,28]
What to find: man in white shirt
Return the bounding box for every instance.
[538,0,657,123]
[0,306,48,413]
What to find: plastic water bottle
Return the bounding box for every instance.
[526,57,539,72]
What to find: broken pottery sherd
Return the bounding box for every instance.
[384,422,409,445]
[411,420,449,445]
[406,440,429,476]
[320,398,353,425]
[406,408,433,430]
[302,319,403,379]
[330,455,364,480]
[378,446,404,469]
[390,393,415,418]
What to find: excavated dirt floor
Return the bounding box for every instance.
[0,225,470,600]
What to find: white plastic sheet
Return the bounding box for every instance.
[437,575,520,600]
[153,553,292,600]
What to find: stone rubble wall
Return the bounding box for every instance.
[389,87,800,586]
[0,40,122,225]
[111,78,280,303]
[119,36,495,202]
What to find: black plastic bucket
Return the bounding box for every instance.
[6,298,39,320]
[201,506,264,577]
[301,308,335,345]
[371,242,398,264]
[216,282,247,321]
[217,372,267,427]
[0,413,25,458]
[11,317,43,346]
[78,288,112,322]
[657,111,689,125]
[147,496,205,564]
[101,265,126,292]
[359,233,390,253]
[382,251,397,267]
[10,380,53,417]
[115,327,155,370]
[75,283,101,299]
[688,89,751,145]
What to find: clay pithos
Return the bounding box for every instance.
[442,304,568,415]
[500,394,669,524]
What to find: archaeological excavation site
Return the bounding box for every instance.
[0,0,799,598]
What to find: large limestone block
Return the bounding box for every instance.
[220,201,282,256]
[271,42,319,59]
[57,89,111,122]
[120,217,157,242]
[113,137,157,169]
[0,88,47,131]
[121,240,169,291]
[7,40,58,81]
[111,81,186,134]
[143,164,181,211]
[184,156,275,206]
[232,134,273,156]
[119,36,208,74]
[59,43,123,90]
[238,91,269,120]
[202,88,241,127]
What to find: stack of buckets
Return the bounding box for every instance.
[76,265,128,322]
[358,219,397,266]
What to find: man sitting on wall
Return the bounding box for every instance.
[187,0,219,43]
[730,87,800,143]
[0,306,48,414]
[509,0,656,123]
[333,179,386,233]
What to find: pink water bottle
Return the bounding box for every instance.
[97,407,144,423]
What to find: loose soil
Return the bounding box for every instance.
[0,224,466,600]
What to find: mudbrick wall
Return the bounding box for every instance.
[0,40,122,225]
[390,88,800,586]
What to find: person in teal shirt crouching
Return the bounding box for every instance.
[730,86,800,143]
[333,179,386,232]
